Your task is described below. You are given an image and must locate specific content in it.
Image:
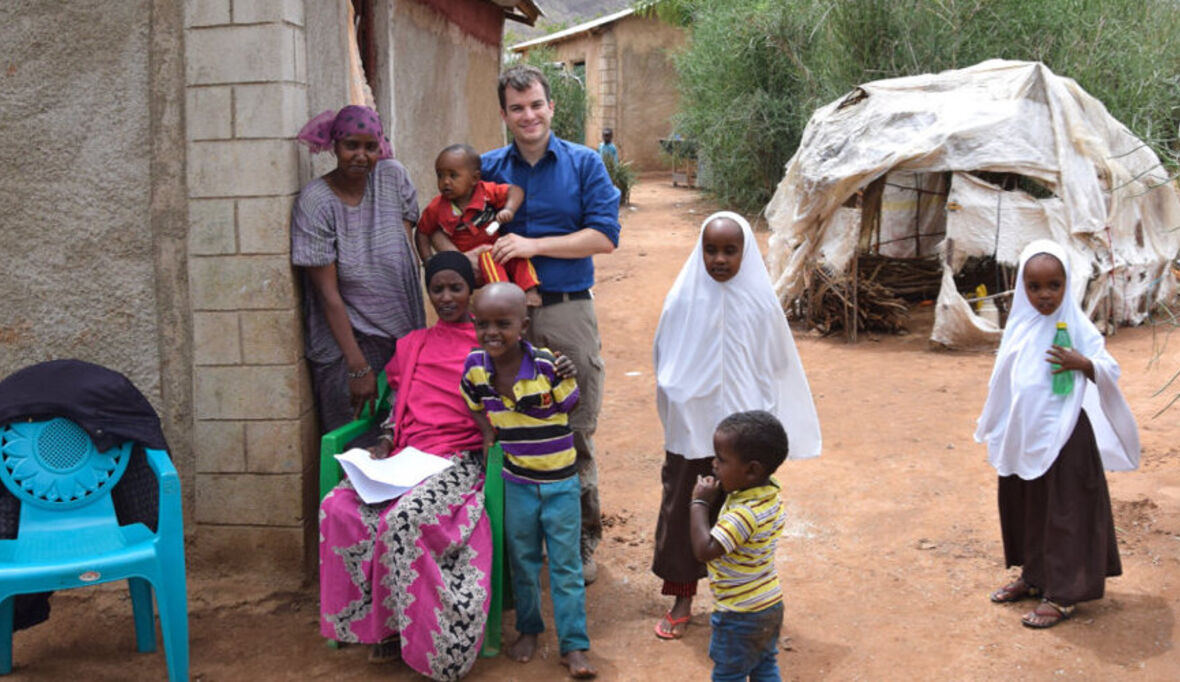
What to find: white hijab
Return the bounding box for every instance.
[654,211,822,461]
[975,239,1139,479]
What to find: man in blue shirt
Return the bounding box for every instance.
[482,65,621,591]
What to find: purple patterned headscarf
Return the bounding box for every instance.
[297,105,394,159]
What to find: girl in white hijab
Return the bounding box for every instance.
[976,239,1139,628]
[650,211,821,639]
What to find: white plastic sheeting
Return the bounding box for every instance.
[765,60,1180,347]
[878,171,946,259]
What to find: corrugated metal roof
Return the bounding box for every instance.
[509,7,633,51]
[494,0,543,26]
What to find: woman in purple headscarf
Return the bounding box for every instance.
[292,106,425,431]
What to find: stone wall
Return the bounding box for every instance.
[184,0,316,576]
[0,0,193,514]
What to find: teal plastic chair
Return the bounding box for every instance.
[0,418,188,681]
[318,388,506,658]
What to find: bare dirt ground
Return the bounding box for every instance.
[11,176,1180,680]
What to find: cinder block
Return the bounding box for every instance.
[189,254,296,310]
[293,25,306,83]
[234,83,306,139]
[246,420,303,473]
[188,139,302,197]
[194,364,303,420]
[186,86,232,140]
[186,24,299,85]
[189,197,236,253]
[193,420,246,472]
[193,311,241,365]
[238,195,293,254]
[195,472,302,526]
[241,308,302,364]
[186,0,231,27]
[233,0,304,26]
[188,198,236,255]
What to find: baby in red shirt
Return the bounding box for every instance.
[416,144,541,306]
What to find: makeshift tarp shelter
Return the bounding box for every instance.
[765,59,1180,348]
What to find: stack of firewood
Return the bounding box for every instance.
[857,255,943,300]
[799,256,934,335]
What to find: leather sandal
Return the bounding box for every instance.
[1021,599,1074,629]
[990,578,1041,603]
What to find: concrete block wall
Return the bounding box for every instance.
[597,29,618,136]
[184,0,316,576]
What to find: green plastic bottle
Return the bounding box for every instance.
[1051,321,1074,396]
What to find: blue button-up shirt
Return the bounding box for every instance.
[482,133,621,293]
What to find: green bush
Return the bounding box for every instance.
[654,0,1180,212]
[602,154,637,206]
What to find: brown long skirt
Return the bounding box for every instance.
[998,410,1122,606]
[652,452,723,585]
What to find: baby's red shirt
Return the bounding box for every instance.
[418,180,511,251]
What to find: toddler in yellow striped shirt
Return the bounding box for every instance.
[690,410,789,681]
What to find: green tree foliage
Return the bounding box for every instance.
[658,0,1180,211]
[515,48,591,145]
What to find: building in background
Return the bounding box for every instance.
[511,8,686,171]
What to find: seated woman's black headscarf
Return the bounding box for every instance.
[424,250,477,292]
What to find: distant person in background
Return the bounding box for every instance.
[597,128,619,164]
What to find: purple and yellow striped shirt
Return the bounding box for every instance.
[460,342,579,484]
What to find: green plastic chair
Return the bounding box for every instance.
[317,376,505,658]
[318,371,393,501]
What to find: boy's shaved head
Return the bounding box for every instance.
[474,282,529,319]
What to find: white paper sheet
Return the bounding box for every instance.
[334,446,454,504]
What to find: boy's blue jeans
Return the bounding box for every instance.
[709,602,783,681]
[504,475,590,654]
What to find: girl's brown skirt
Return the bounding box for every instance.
[998,410,1122,606]
[652,452,723,586]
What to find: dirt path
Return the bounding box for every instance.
[12,177,1180,680]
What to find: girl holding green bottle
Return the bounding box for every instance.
[975,239,1140,629]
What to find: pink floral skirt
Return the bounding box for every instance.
[319,454,491,680]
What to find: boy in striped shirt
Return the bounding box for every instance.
[690,410,790,681]
[461,283,596,679]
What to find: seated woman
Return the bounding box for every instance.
[319,252,488,681]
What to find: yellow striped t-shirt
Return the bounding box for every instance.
[707,479,786,613]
